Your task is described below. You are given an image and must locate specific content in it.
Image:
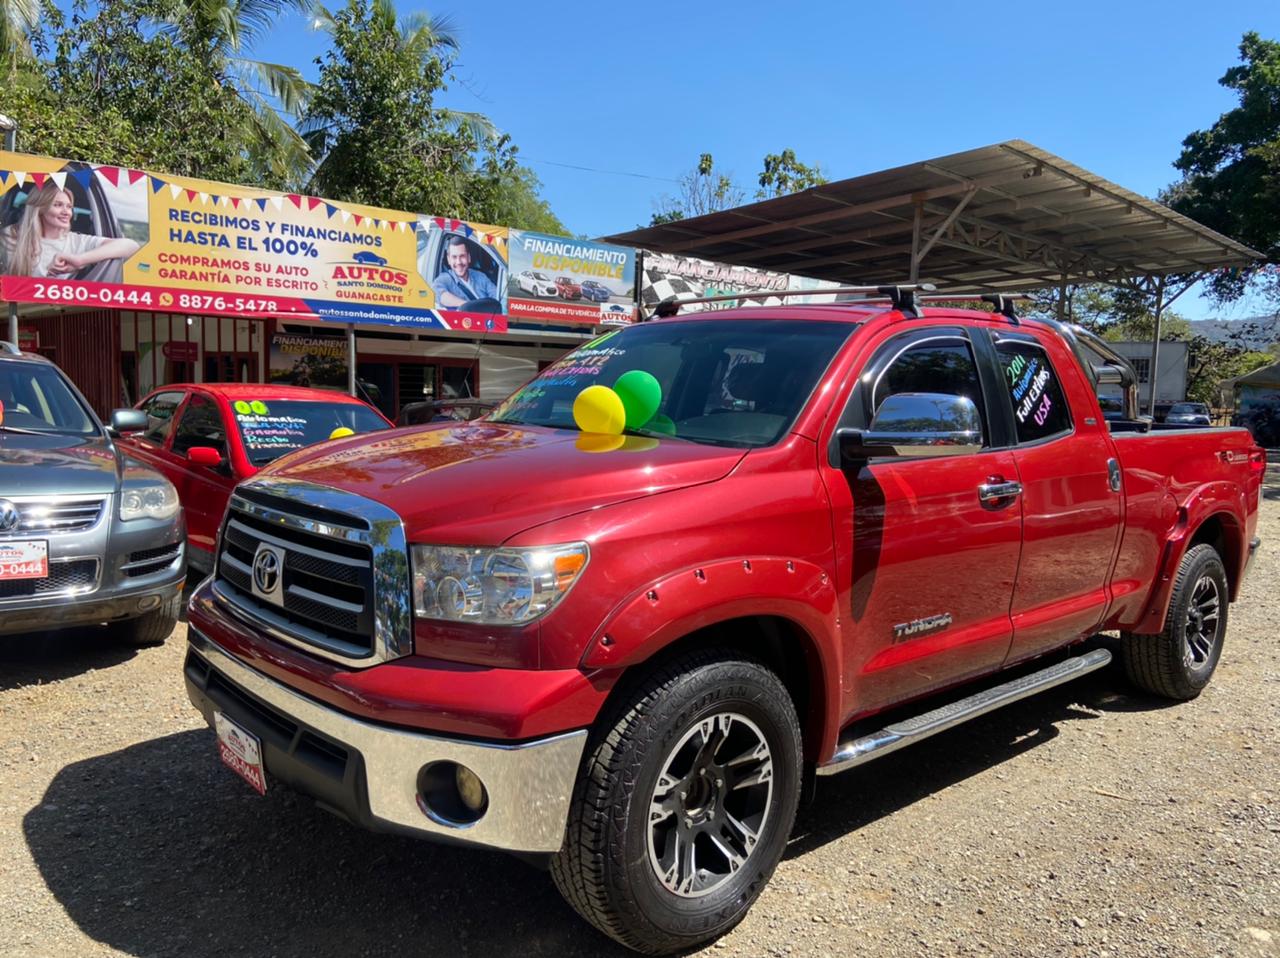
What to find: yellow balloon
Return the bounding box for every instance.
[329,426,355,440]
[575,433,626,454]
[572,385,626,435]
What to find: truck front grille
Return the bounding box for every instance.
[0,496,106,536]
[212,480,411,668]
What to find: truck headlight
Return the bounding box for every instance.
[119,480,180,521]
[411,543,588,625]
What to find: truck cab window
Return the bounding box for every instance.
[995,339,1072,443]
[872,339,988,446]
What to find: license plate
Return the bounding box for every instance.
[0,540,47,580]
[214,712,267,795]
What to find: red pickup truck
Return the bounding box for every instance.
[183,293,1264,954]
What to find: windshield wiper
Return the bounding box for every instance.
[621,426,694,443]
[0,424,47,436]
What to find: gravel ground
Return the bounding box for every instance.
[1,469,1277,958]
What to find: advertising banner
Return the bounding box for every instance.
[507,231,636,326]
[0,150,509,333]
[639,251,790,315]
[268,331,348,390]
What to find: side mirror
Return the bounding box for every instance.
[111,409,148,433]
[187,446,224,468]
[840,392,983,462]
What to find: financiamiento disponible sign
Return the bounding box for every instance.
[507,230,636,326]
[0,151,509,333]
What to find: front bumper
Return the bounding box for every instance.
[0,573,184,635]
[184,628,587,854]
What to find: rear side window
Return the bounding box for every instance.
[996,340,1072,443]
[171,394,228,458]
[140,391,185,445]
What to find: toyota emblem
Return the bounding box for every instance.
[252,546,281,594]
[0,500,20,533]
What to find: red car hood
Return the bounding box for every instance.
[259,422,745,543]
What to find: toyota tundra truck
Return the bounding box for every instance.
[183,289,1264,954]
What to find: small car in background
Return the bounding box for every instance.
[516,270,558,297]
[1165,401,1212,426]
[555,276,583,300]
[116,384,392,573]
[352,250,388,266]
[0,343,185,644]
[579,279,612,302]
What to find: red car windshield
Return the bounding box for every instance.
[232,399,390,465]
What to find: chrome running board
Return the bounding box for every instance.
[818,648,1112,776]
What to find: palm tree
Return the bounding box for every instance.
[303,0,494,161]
[1,0,39,76]
[164,0,316,181]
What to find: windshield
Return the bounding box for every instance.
[1170,403,1206,414]
[0,361,97,435]
[232,399,390,465]
[491,318,857,448]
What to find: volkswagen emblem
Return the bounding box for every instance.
[0,500,20,533]
[251,544,283,601]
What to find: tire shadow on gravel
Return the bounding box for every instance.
[23,729,632,958]
[787,647,1174,858]
[0,628,137,692]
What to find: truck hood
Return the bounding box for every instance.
[259,422,746,543]
[0,433,121,496]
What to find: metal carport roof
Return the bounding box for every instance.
[605,140,1262,293]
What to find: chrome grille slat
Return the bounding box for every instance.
[0,496,107,536]
[212,478,410,668]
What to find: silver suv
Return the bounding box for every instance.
[0,343,185,643]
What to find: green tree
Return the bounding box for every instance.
[466,135,567,234]
[650,153,745,225]
[1,0,39,76]
[756,148,826,199]
[1166,31,1280,305]
[302,0,493,216]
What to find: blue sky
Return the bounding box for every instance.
[261,0,1278,320]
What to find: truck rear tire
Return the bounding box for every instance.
[109,594,182,648]
[552,650,802,955]
[1120,543,1228,700]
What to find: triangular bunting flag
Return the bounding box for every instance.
[307,197,323,211]
[269,196,283,211]
[324,203,338,218]
[30,172,47,189]
[340,210,351,223]
[186,189,198,202]
[255,198,268,211]
[169,184,182,200]
[150,176,165,193]
[97,166,121,187]
[127,169,146,186]
[50,172,67,191]
[286,194,302,209]
[0,171,8,186]
[433,217,446,229]
[353,215,363,226]
[12,171,25,187]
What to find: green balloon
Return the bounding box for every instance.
[646,413,676,436]
[614,370,662,429]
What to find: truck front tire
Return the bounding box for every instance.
[552,650,802,955]
[1120,543,1229,700]
[109,594,182,648]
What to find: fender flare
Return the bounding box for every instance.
[1131,481,1247,634]
[580,556,843,762]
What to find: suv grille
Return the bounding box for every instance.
[0,497,106,536]
[0,559,99,599]
[214,487,391,664]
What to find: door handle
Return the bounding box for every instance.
[978,480,1023,502]
[1107,458,1121,493]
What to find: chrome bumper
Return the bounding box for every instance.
[186,629,586,854]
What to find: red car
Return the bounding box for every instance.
[184,296,1263,953]
[554,275,582,300]
[117,384,391,572]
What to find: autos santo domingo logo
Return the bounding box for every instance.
[0,499,20,532]
[329,249,410,304]
[251,543,285,605]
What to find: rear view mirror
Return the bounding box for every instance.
[111,409,148,433]
[187,446,223,467]
[840,392,982,462]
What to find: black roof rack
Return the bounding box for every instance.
[647,283,937,320]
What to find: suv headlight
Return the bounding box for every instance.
[120,480,180,521]
[411,542,588,625]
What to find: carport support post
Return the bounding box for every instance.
[908,200,923,282]
[346,323,356,397]
[1146,276,1166,417]
[6,303,15,347]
